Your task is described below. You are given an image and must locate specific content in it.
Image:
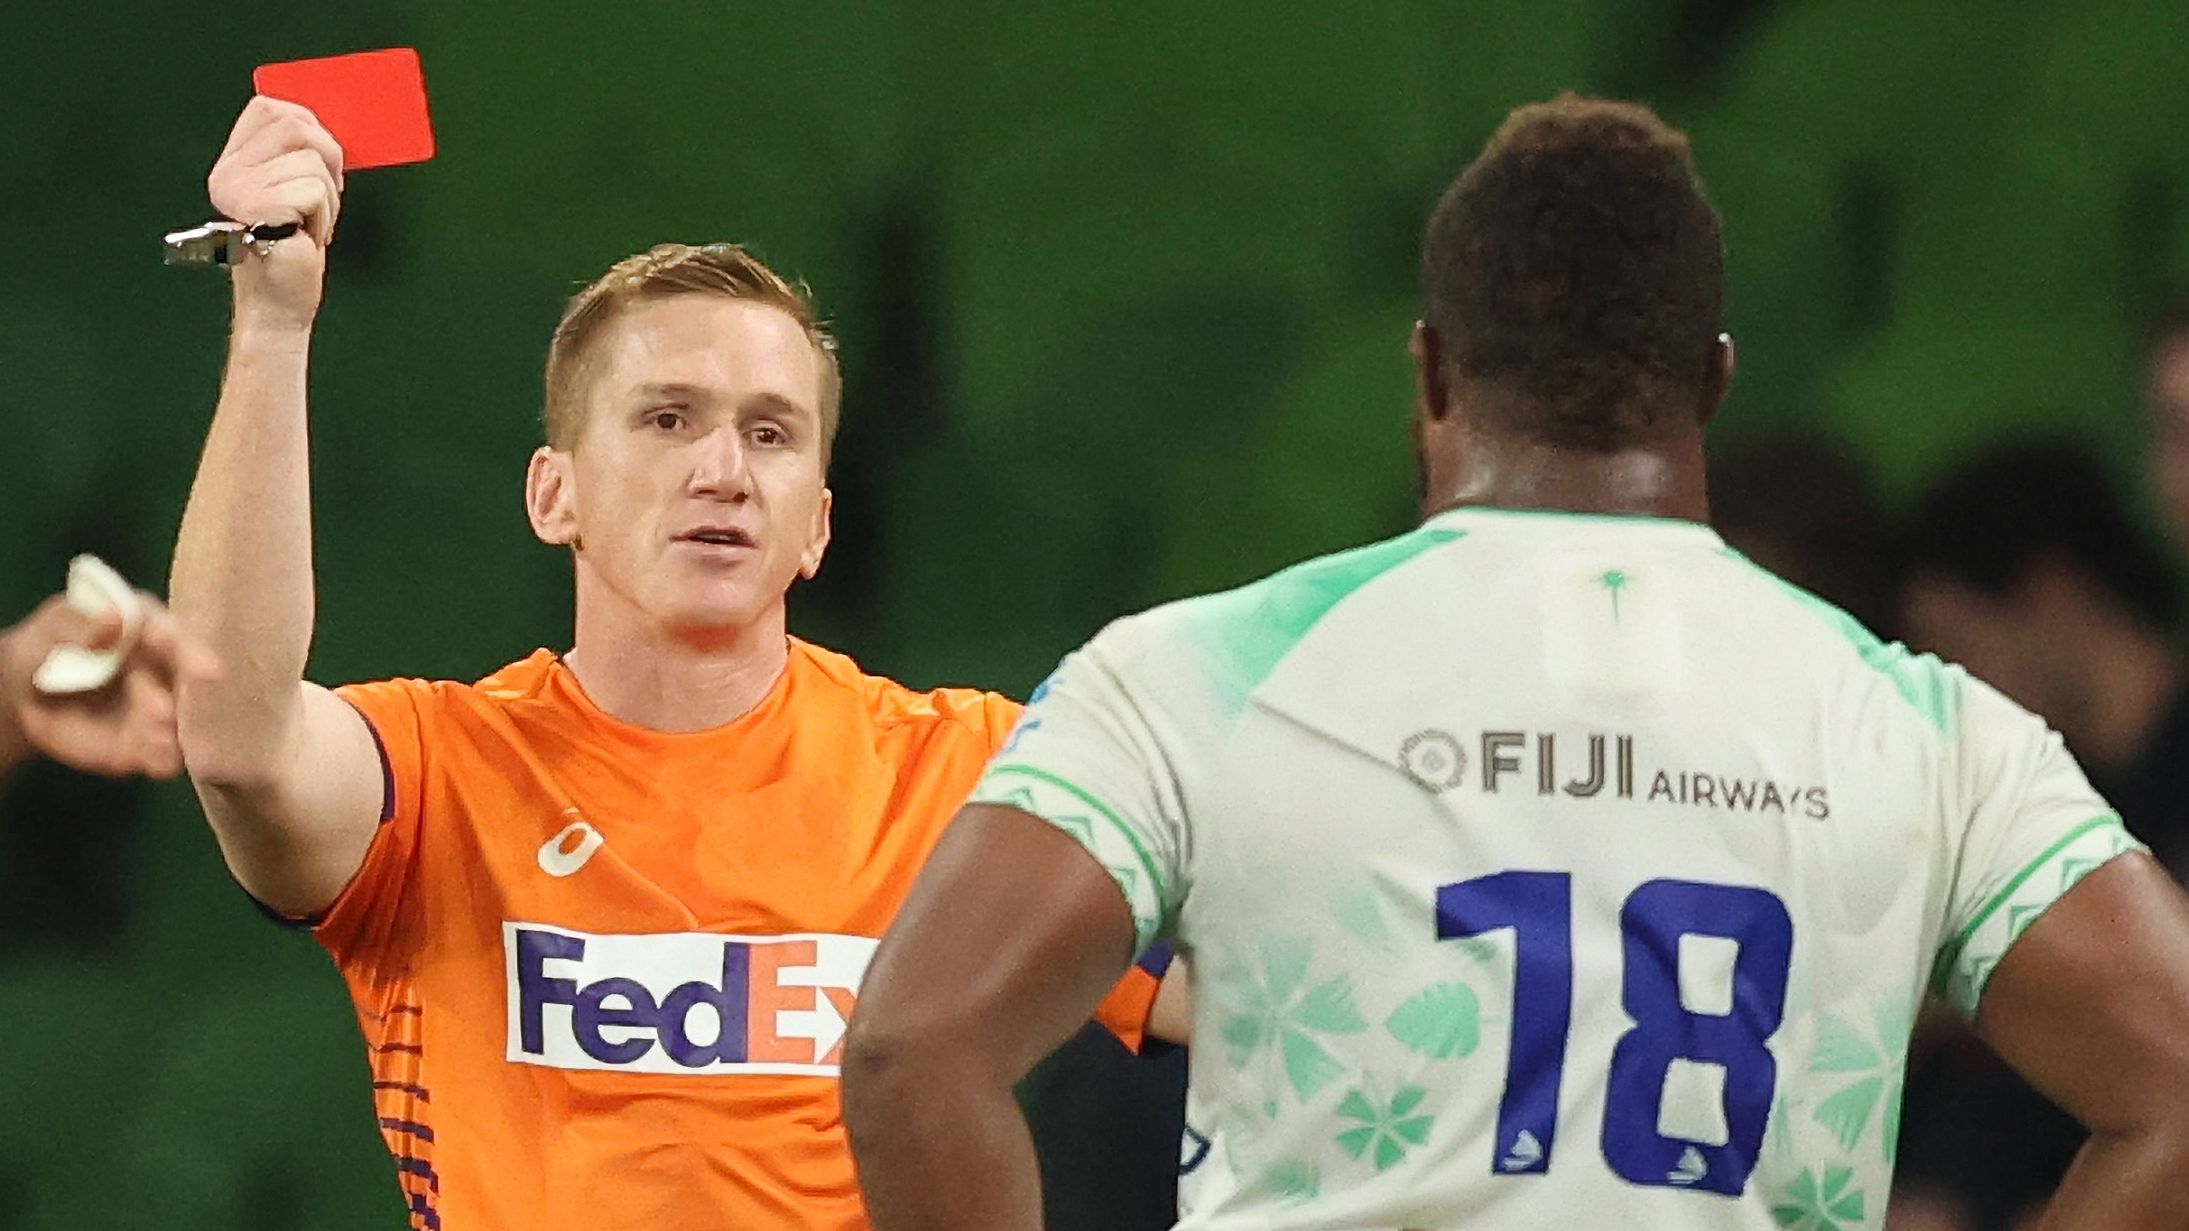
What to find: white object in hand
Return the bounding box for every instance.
[32,555,145,695]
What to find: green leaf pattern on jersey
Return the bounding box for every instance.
[1335,891,1399,956]
[1384,983,1482,1060]
[1217,939,1370,1106]
[1805,1000,1914,1159]
[1807,1019,1881,1153]
[1771,1165,1868,1230]
[1875,999,1913,1160]
[1333,1078,1436,1172]
[1262,1158,1321,1203]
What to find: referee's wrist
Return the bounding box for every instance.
[228,314,316,354]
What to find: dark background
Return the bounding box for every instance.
[3,1,2187,1226]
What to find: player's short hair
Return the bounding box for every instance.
[1902,441,2180,631]
[543,242,842,459]
[1421,93,1725,451]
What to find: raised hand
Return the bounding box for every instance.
[206,95,347,329]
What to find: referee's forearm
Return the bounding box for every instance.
[843,1037,1043,1231]
[171,318,317,784]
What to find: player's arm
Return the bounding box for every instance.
[844,803,1137,1231]
[1975,852,2189,1230]
[851,638,1188,1229]
[171,97,383,918]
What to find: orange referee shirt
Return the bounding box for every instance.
[314,641,1161,1231]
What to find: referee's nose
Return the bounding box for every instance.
[687,424,755,503]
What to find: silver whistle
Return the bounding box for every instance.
[161,221,302,267]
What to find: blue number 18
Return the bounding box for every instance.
[1436,874,1793,1197]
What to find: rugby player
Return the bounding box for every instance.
[844,95,2189,1230]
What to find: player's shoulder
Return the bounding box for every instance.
[1087,520,1468,691]
[333,650,563,727]
[472,649,564,699]
[338,649,557,701]
[788,638,1019,750]
[1708,548,1970,736]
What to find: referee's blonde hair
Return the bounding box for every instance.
[543,243,842,460]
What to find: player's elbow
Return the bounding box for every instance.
[2081,1111,2189,1218]
[838,1022,895,1135]
[2088,1049,2189,1150]
[840,1017,916,1147]
[841,1010,926,1107]
[2125,1114,2189,1164]
[841,1008,979,1140]
[2059,1027,2189,1203]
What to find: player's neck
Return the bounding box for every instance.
[563,590,791,733]
[1420,429,1711,524]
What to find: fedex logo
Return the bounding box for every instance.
[504,923,877,1076]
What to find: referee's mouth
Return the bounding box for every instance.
[676,526,759,555]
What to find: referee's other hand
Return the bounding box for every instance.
[0,592,221,780]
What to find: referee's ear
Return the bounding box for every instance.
[526,445,580,549]
[797,488,833,581]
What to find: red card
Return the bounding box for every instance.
[253,48,436,170]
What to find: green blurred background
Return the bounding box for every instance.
[3,1,2187,1225]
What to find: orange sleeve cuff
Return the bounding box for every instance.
[1090,942,1175,1054]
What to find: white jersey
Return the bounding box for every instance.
[973,506,2135,1231]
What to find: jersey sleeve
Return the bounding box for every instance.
[1088,943,1175,1054]
[316,677,435,964]
[1933,675,2143,1016]
[968,629,1188,957]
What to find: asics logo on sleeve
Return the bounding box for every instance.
[504,924,876,1076]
